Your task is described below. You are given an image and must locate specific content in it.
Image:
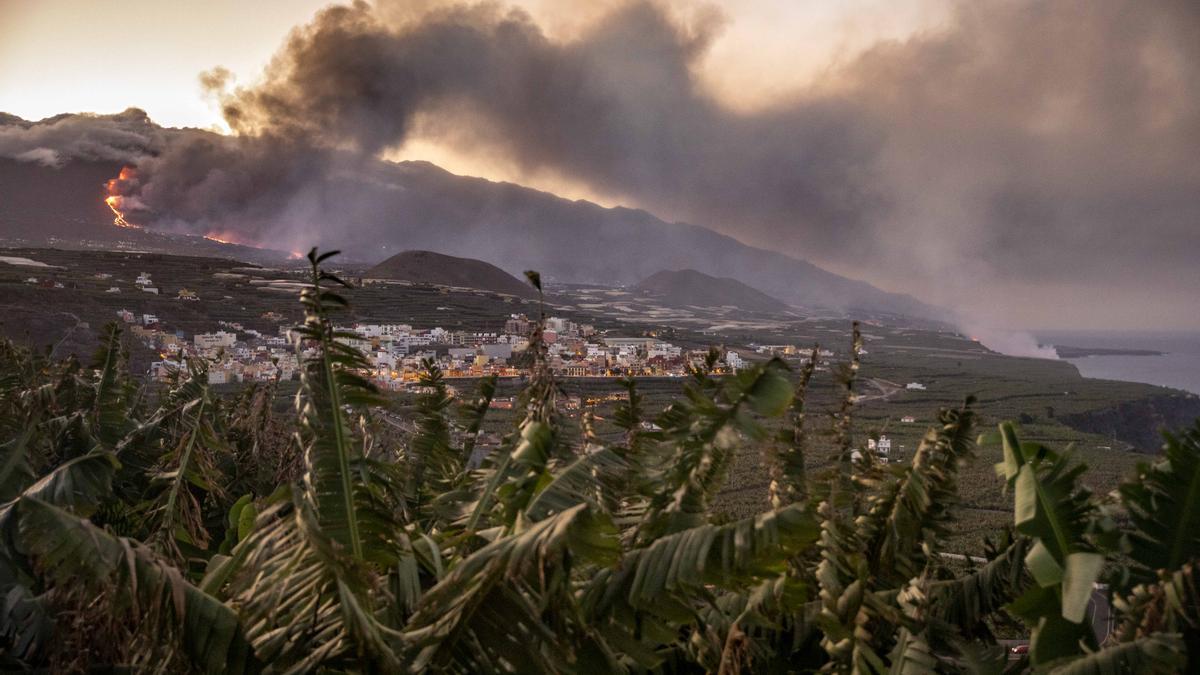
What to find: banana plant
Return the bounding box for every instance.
[209,249,407,670]
[993,422,1107,664]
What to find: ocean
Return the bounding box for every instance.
[1035,330,1200,396]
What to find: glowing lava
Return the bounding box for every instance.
[103,166,141,229]
[104,195,139,229]
[203,230,250,246]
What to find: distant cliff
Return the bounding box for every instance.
[1060,392,1200,452]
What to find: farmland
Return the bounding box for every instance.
[2,246,1196,554]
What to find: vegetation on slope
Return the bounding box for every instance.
[633,268,791,313]
[365,250,538,299]
[0,249,1195,672]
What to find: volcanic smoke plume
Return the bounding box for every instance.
[2,0,1199,328]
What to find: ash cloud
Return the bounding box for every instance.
[5,0,1200,330]
[0,108,166,167]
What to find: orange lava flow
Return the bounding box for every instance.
[203,230,254,246]
[105,195,140,229]
[104,166,141,229]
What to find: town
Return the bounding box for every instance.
[110,269,769,388]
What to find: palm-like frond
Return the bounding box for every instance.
[209,249,407,670]
[127,362,229,559]
[1045,633,1185,675]
[636,358,793,543]
[524,447,629,521]
[293,248,389,561]
[0,427,37,502]
[14,497,257,674]
[222,490,402,671]
[0,451,118,526]
[924,535,1032,634]
[0,451,120,594]
[858,401,977,586]
[1118,421,1200,581]
[404,502,619,672]
[1111,560,1200,671]
[408,359,457,504]
[887,576,939,675]
[590,503,816,614]
[457,373,497,463]
[769,344,817,509]
[90,322,136,449]
[995,423,1105,664]
[583,502,817,667]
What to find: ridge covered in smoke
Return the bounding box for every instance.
[0,108,939,318]
[1,0,1198,329]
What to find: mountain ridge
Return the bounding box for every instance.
[634,269,790,313]
[0,111,944,320]
[365,250,536,298]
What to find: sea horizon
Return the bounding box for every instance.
[1036,329,1200,396]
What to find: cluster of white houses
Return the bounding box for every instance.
[117,310,300,384]
[119,311,751,388]
[342,314,748,390]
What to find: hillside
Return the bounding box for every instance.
[366,250,536,298]
[324,160,943,320]
[634,269,790,313]
[1,112,942,319]
[0,157,292,263]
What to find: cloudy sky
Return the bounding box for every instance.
[1,0,1197,330]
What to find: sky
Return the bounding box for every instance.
[0,0,332,129]
[1,0,1198,331]
[0,0,947,129]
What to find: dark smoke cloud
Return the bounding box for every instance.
[4,0,1199,328]
[0,108,166,167]
[213,0,1200,324]
[210,1,884,255]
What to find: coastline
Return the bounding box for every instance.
[1039,330,1200,396]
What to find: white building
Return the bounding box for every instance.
[867,435,893,463]
[906,382,927,391]
[877,435,892,454]
[649,343,683,359]
[195,331,237,349]
[207,369,237,385]
[480,343,513,360]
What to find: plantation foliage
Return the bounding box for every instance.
[0,250,1196,673]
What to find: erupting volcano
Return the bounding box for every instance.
[103,166,140,229]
